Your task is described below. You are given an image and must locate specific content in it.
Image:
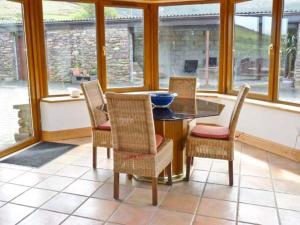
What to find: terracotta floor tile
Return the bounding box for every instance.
[170,181,205,196]
[0,183,29,201]
[109,203,156,225]
[0,203,34,225]
[74,198,119,221]
[12,188,57,207]
[63,179,103,196]
[193,216,235,225]
[10,172,49,187]
[56,165,90,178]
[238,203,279,225]
[97,159,114,170]
[279,209,300,225]
[150,208,194,225]
[31,162,65,175]
[92,182,133,200]
[0,167,24,182]
[190,170,209,182]
[62,216,104,225]
[211,160,240,174]
[192,158,212,171]
[160,192,200,214]
[207,172,239,186]
[239,188,276,207]
[240,162,270,178]
[18,209,68,225]
[276,193,300,211]
[125,188,167,206]
[197,198,237,220]
[203,184,238,202]
[41,193,87,214]
[271,166,300,183]
[274,179,300,195]
[107,173,136,187]
[81,169,113,182]
[71,156,94,167]
[35,175,74,191]
[240,175,273,191]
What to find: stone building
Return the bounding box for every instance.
[1,11,300,86]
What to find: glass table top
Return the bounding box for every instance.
[153,98,225,121]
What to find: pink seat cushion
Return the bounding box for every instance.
[156,134,164,149]
[191,125,229,140]
[96,121,111,131]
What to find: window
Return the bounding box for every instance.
[233,0,273,94]
[43,1,97,95]
[104,7,144,88]
[278,0,300,103]
[158,4,221,90]
[0,0,34,151]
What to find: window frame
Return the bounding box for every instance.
[154,0,226,93]
[226,0,283,102]
[0,0,41,157]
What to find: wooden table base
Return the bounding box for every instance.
[155,119,188,176]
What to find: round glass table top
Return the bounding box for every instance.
[152,98,225,121]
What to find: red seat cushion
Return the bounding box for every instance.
[96,120,111,131]
[156,134,164,149]
[191,125,229,140]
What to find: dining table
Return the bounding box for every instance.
[100,94,225,182]
[152,97,225,182]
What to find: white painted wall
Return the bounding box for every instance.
[40,96,300,150]
[197,97,300,150]
[40,100,90,131]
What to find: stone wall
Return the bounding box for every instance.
[159,27,219,79]
[45,24,97,83]
[0,32,17,80]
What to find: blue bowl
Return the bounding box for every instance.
[150,92,177,108]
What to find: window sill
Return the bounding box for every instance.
[41,92,300,115]
[41,95,85,103]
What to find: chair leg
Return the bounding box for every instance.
[93,146,97,169]
[107,148,110,159]
[114,172,119,200]
[166,163,172,185]
[185,157,192,181]
[152,177,158,206]
[127,174,133,180]
[228,160,233,186]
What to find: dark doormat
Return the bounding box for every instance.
[0,142,77,168]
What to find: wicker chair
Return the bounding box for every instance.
[185,84,250,186]
[106,93,173,206]
[81,81,112,169]
[169,76,197,99]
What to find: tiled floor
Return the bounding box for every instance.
[0,137,299,225]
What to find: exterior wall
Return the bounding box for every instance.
[295,23,300,77]
[159,26,219,78]
[45,24,97,83]
[0,32,17,80]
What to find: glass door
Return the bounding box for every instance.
[232,0,275,96]
[0,0,35,152]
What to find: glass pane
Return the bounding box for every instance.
[105,7,144,88]
[43,1,97,95]
[158,4,221,90]
[233,0,273,94]
[0,0,34,151]
[278,0,300,103]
